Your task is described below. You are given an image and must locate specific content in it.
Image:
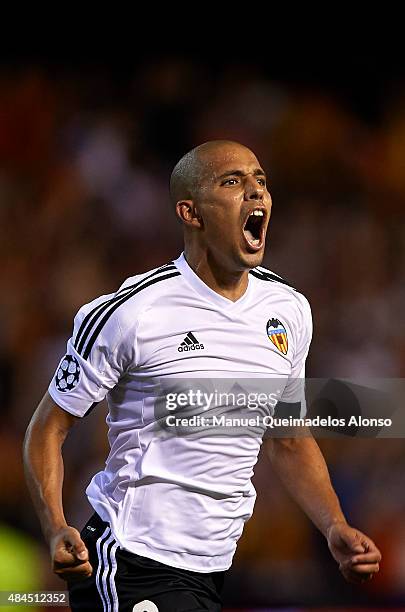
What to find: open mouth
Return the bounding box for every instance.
[242,208,266,251]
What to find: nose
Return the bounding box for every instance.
[244,176,264,201]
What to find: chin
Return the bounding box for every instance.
[238,249,265,270]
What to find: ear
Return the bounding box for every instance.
[175,200,203,228]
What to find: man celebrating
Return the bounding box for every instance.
[24,141,381,611]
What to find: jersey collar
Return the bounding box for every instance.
[174,252,252,308]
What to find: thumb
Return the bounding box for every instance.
[75,547,88,561]
[64,531,89,561]
[341,530,365,554]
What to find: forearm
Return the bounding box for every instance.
[23,395,73,543]
[266,432,346,537]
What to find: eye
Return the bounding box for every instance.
[221,178,239,186]
[257,177,266,186]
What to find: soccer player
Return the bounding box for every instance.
[23,141,381,611]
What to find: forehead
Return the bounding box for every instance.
[199,146,262,180]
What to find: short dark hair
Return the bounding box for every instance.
[170,140,245,205]
[169,147,201,205]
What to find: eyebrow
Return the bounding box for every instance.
[217,168,267,180]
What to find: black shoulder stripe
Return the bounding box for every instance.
[81,271,181,360]
[74,263,176,352]
[115,262,175,296]
[249,269,295,289]
[257,266,284,280]
[75,268,178,355]
[74,297,115,352]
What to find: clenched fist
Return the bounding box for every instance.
[50,526,93,582]
[327,522,381,584]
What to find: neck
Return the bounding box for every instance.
[183,246,249,302]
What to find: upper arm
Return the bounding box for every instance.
[48,295,136,418]
[291,294,312,382]
[26,391,79,441]
[264,426,313,454]
[279,294,313,416]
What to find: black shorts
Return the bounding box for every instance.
[68,513,225,612]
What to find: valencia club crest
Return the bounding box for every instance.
[266,318,288,355]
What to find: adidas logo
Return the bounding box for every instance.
[178,332,205,352]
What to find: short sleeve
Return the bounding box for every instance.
[279,294,313,417]
[48,293,136,417]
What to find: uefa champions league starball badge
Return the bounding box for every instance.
[55,354,81,392]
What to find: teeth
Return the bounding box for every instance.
[250,210,264,217]
[244,228,261,246]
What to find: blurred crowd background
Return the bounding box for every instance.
[1,55,405,610]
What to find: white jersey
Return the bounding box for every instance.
[49,253,312,572]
